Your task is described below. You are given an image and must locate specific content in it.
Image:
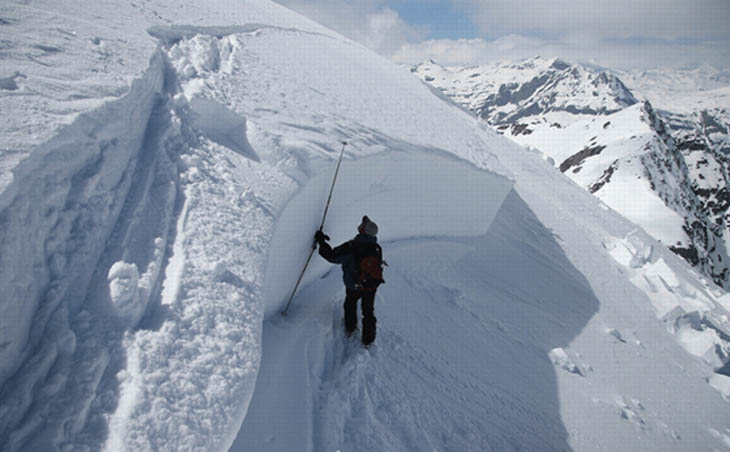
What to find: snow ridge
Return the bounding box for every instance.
[0,26,269,450]
[0,49,166,450]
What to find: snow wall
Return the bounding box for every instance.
[264,149,514,317]
[0,51,166,389]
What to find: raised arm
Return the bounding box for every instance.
[316,231,352,264]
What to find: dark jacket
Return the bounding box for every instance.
[318,233,380,289]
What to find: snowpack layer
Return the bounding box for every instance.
[2,1,730,451]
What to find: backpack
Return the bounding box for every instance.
[353,242,384,291]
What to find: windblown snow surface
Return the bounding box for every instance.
[1,1,730,451]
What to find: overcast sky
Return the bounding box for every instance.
[274,0,730,70]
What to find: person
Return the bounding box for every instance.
[315,216,384,346]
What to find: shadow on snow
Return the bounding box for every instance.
[234,189,599,452]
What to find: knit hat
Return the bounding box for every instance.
[358,215,378,236]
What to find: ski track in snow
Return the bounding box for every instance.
[2,1,730,451]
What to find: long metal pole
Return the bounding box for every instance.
[281,142,347,315]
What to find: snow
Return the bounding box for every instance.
[415,57,730,291]
[237,192,598,451]
[502,104,688,246]
[2,1,730,451]
[549,347,585,376]
[412,57,637,127]
[618,67,730,112]
[709,374,730,401]
[264,150,512,317]
[107,261,143,326]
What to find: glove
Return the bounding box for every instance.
[314,230,330,244]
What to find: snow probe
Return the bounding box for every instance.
[281,141,348,315]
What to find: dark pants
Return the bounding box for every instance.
[344,288,377,345]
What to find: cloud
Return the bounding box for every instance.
[391,35,730,70]
[273,0,425,55]
[453,0,730,41]
[396,1,730,70]
[273,0,730,70]
[392,35,579,67]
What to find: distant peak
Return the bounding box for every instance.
[550,58,570,71]
[411,59,442,73]
[521,55,546,67]
[516,56,572,71]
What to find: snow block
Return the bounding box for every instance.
[718,292,730,312]
[708,374,730,400]
[108,261,144,327]
[548,347,584,376]
[188,97,260,162]
[264,150,514,316]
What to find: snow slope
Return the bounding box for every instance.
[618,65,730,111]
[507,102,687,246]
[2,1,730,451]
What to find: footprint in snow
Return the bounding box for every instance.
[0,72,24,91]
[607,328,627,343]
[548,347,588,376]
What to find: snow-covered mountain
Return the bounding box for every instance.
[413,57,638,129]
[413,58,730,291]
[2,2,730,452]
[617,65,730,109]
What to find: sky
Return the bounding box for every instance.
[273,0,730,70]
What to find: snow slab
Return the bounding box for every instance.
[264,149,512,316]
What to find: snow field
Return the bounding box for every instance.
[508,104,688,246]
[141,27,730,452]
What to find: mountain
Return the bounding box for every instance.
[412,57,638,128]
[2,2,730,452]
[617,65,730,109]
[413,57,730,291]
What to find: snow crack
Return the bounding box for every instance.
[147,23,334,48]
